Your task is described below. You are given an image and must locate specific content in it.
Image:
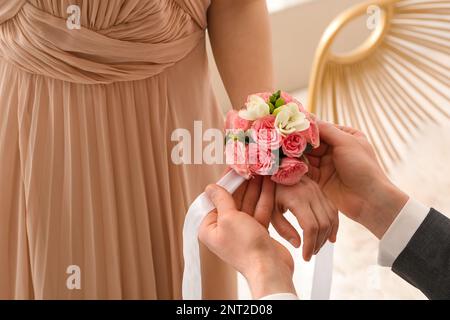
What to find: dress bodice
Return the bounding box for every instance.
[28,0,208,33]
[0,0,211,83]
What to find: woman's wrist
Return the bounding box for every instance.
[244,255,296,299]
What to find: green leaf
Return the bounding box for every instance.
[275,90,281,99]
[268,102,275,114]
[275,98,285,108]
[270,90,279,102]
[269,95,277,104]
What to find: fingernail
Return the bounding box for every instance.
[289,238,299,248]
[205,185,216,198]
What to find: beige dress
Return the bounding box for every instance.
[0,0,236,299]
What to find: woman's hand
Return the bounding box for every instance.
[232,172,338,262]
[199,180,296,299]
[271,176,339,261]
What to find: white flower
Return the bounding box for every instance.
[274,103,310,135]
[239,95,270,121]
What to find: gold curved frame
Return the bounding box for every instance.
[306,0,450,169]
[308,0,397,114]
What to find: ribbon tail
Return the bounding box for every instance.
[182,170,246,300]
[311,241,334,300]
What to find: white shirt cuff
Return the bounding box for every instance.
[259,293,298,300]
[378,198,430,267]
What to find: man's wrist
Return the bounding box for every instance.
[244,256,296,299]
[361,180,409,239]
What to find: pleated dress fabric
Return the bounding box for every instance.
[0,0,236,299]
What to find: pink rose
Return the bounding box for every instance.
[250,115,282,151]
[280,92,306,112]
[302,113,320,148]
[253,92,272,103]
[280,91,293,104]
[282,132,307,158]
[271,158,308,186]
[248,144,276,176]
[225,110,252,131]
[225,140,252,179]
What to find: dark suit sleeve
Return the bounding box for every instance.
[392,209,450,300]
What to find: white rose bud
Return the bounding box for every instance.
[274,103,310,136]
[238,95,270,121]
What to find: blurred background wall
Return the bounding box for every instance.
[208,0,367,110]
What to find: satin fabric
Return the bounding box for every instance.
[0,0,236,299]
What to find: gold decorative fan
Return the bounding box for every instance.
[307,0,450,169]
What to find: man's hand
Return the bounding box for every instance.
[199,179,296,299]
[307,122,409,239]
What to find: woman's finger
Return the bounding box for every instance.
[241,175,263,216]
[288,200,319,261]
[254,177,275,228]
[329,212,339,243]
[271,209,301,248]
[309,175,339,243]
[324,197,339,243]
[306,155,321,168]
[307,140,329,157]
[301,178,332,253]
[232,180,248,210]
[306,165,321,183]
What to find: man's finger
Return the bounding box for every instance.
[335,124,366,138]
[198,211,218,245]
[317,121,352,147]
[205,184,237,214]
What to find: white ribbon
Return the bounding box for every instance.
[182,170,333,300]
[311,241,334,300]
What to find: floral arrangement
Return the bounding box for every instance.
[225,90,320,186]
